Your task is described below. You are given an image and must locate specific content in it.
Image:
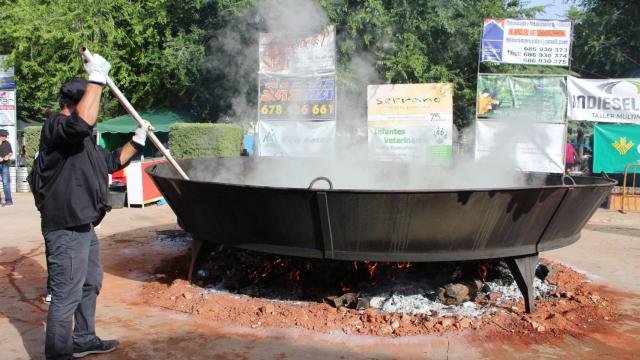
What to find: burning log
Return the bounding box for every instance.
[323,293,358,309]
[436,281,482,306]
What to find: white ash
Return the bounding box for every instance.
[203,282,305,301]
[368,277,556,318]
[371,295,492,318]
[484,277,557,302]
[156,231,193,245]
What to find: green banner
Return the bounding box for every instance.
[477,74,566,123]
[594,124,640,173]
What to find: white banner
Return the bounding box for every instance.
[567,76,640,123]
[475,121,565,173]
[368,124,452,163]
[367,83,453,164]
[259,26,336,76]
[0,90,16,125]
[256,120,335,157]
[482,19,572,66]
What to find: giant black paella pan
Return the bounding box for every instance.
[147,157,614,313]
[147,157,614,262]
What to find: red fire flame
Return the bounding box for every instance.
[478,262,489,282]
[362,261,378,278]
[351,261,415,279]
[289,268,301,282]
[248,258,415,289]
[392,262,413,269]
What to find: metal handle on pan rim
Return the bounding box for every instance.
[308,176,334,190]
[562,174,576,186]
[600,171,611,180]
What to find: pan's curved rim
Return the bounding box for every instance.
[146,157,617,194]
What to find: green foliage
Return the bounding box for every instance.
[168,123,243,160]
[0,0,210,121]
[8,0,621,131]
[23,126,42,169]
[572,1,640,78]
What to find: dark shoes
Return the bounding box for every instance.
[73,338,119,358]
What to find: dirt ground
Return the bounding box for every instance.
[141,253,618,338]
[1,192,639,359]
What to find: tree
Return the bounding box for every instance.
[194,0,545,128]
[571,0,640,78]
[318,0,543,128]
[0,0,210,121]
[0,0,549,128]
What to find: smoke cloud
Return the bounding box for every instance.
[187,0,560,191]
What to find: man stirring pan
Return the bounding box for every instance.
[0,128,13,206]
[29,53,150,359]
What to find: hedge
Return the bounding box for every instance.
[23,126,42,169]
[168,123,243,160]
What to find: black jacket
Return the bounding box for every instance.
[0,140,12,164]
[30,112,124,232]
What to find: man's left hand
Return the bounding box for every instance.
[84,53,112,85]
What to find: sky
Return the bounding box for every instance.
[526,0,572,19]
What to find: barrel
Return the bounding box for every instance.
[9,166,16,193]
[16,166,30,193]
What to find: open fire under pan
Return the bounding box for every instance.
[147,157,615,313]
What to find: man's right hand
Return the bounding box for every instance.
[84,53,112,85]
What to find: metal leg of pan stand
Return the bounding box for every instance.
[188,237,216,283]
[506,253,538,313]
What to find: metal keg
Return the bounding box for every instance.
[16,166,30,193]
[9,166,16,193]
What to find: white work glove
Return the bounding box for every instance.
[83,53,112,85]
[132,120,153,147]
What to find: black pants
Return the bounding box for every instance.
[44,224,103,360]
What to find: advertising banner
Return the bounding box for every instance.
[481,19,572,66]
[258,75,336,121]
[475,121,565,173]
[567,77,640,123]
[368,83,453,122]
[259,26,336,76]
[0,55,15,90]
[0,90,16,125]
[477,74,566,123]
[256,120,336,157]
[593,124,640,173]
[367,83,453,163]
[257,26,337,157]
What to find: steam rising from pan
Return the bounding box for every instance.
[160,156,546,191]
[200,0,564,189]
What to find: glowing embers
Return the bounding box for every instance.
[190,246,556,317]
[240,256,418,296]
[478,262,489,282]
[353,261,414,279]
